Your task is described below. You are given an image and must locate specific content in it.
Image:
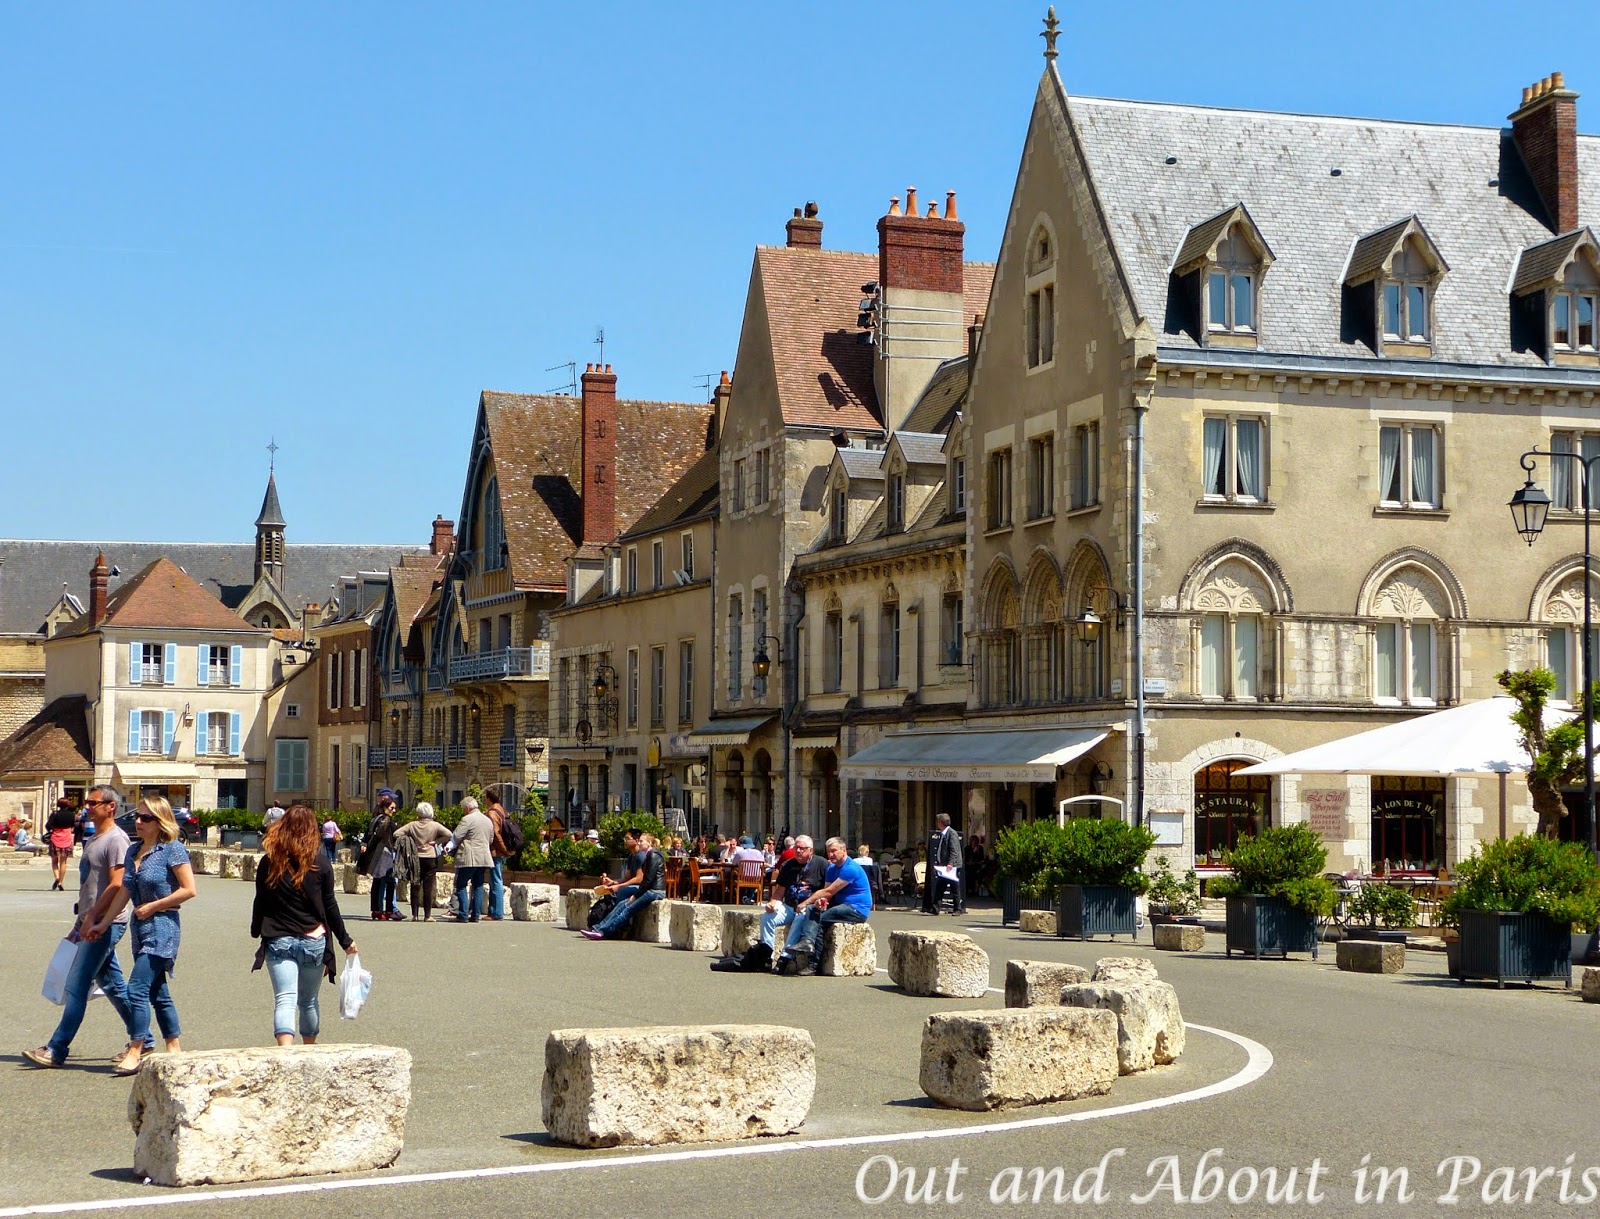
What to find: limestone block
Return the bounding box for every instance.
[669,901,722,952]
[336,848,353,864]
[218,853,243,879]
[820,922,877,977]
[1004,960,1091,1008]
[721,909,764,957]
[1153,923,1206,952]
[1092,955,1159,984]
[1582,966,1600,1003]
[189,850,216,876]
[510,883,560,922]
[240,854,259,882]
[343,867,372,896]
[1336,939,1405,974]
[432,870,456,907]
[565,888,599,930]
[1059,982,1185,1074]
[888,931,990,998]
[204,826,222,847]
[626,897,672,944]
[128,1045,411,1186]
[919,1008,1118,1111]
[1018,910,1057,935]
[542,1025,814,1147]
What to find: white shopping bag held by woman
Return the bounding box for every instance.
[338,952,372,1020]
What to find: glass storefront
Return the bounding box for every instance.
[1193,759,1271,865]
[1370,775,1444,873]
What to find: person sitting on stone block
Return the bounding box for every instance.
[775,836,873,976]
[581,831,666,941]
[757,835,828,969]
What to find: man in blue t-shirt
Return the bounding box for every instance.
[777,836,873,976]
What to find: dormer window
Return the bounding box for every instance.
[1344,218,1445,357]
[1207,234,1255,334]
[887,469,906,533]
[1512,227,1600,366]
[1172,204,1273,348]
[1554,289,1597,352]
[1025,221,1057,370]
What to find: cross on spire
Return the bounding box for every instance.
[1041,5,1060,62]
[267,437,279,473]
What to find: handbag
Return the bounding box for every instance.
[41,937,76,1005]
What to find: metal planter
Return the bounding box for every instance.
[1455,910,1571,988]
[1000,875,1054,927]
[1224,894,1316,959]
[1056,884,1138,941]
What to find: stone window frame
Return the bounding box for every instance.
[1025,430,1055,522]
[1173,204,1274,350]
[1200,413,1268,504]
[1376,421,1444,510]
[1344,217,1447,359]
[1358,552,1464,708]
[985,446,1014,533]
[1024,216,1058,372]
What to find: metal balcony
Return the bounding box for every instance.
[447,645,551,685]
[498,740,518,767]
[410,745,443,766]
[368,748,387,768]
[390,744,409,763]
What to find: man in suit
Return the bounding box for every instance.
[927,813,966,915]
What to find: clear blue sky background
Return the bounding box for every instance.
[0,2,1579,543]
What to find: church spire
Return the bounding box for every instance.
[254,456,286,587]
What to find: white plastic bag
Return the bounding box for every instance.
[42,938,76,1005]
[338,953,372,1020]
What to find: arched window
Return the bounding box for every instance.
[1025,220,1057,369]
[482,475,505,571]
[1193,759,1271,864]
[1370,565,1451,704]
[1192,558,1270,700]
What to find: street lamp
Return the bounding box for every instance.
[752,635,780,681]
[1510,446,1596,861]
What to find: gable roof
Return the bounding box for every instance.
[1344,215,1447,284]
[891,432,948,467]
[389,554,447,641]
[1064,91,1600,367]
[479,392,713,590]
[1512,227,1600,294]
[754,247,995,432]
[0,696,93,776]
[900,356,971,435]
[54,557,263,638]
[618,448,720,543]
[836,447,886,482]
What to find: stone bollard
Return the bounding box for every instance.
[820,922,876,977]
[542,1025,814,1147]
[510,882,561,922]
[1059,982,1185,1074]
[1582,966,1600,1003]
[129,1045,412,1186]
[1093,956,1158,984]
[919,1008,1118,1111]
[565,889,599,931]
[669,902,722,952]
[1153,923,1205,952]
[888,931,990,998]
[1018,910,1057,935]
[343,867,372,896]
[188,849,216,876]
[632,897,674,944]
[433,869,456,909]
[240,854,259,882]
[721,909,764,957]
[1004,960,1091,1008]
[204,826,222,847]
[219,853,243,880]
[1336,939,1405,974]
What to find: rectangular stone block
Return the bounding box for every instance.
[632,897,674,944]
[1004,960,1091,1008]
[1153,923,1205,952]
[1059,982,1185,1074]
[820,922,877,976]
[919,1008,1118,1111]
[510,882,560,922]
[669,901,722,952]
[1336,939,1405,974]
[218,852,243,879]
[189,849,216,876]
[343,867,372,896]
[721,908,764,957]
[128,1045,411,1186]
[889,930,990,998]
[565,888,598,930]
[1018,909,1057,935]
[542,1025,814,1147]
[432,869,456,908]
[240,854,259,882]
[1583,966,1600,1003]
[1092,956,1159,983]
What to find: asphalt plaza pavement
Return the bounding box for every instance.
[3,863,1600,1218]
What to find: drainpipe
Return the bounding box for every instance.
[1130,340,1158,827]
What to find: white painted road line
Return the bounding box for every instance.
[0,1023,1272,1217]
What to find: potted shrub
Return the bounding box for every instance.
[596,811,670,880]
[1146,856,1202,924]
[1209,824,1337,960]
[1345,882,1415,944]
[540,836,606,893]
[995,820,1062,927]
[1439,836,1600,988]
[1052,817,1157,941]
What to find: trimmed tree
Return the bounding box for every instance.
[1496,668,1586,839]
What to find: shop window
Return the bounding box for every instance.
[1370,776,1444,874]
[1192,759,1270,865]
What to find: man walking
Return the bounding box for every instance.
[930,812,966,915]
[450,797,493,923]
[776,837,873,976]
[23,786,143,1067]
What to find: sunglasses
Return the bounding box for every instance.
[135,813,158,824]
[83,799,113,807]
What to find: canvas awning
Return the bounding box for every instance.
[113,762,199,782]
[791,732,838,750]
[840,727,1112,783]
[685,716,775,747]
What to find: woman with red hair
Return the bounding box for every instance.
[251,805,357,1045]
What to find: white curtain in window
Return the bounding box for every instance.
[1203,418,1226,496]
[1411,428,1436,506]
[1200,614,1224,696]
[1375,623,1399,699]
[1409,622,1434,700]
[1379,427,1401,503]
[1548,627,1572,701]
[1234,615,1258,698]
[1235,419,1261,498]
[1553,433,1574,509]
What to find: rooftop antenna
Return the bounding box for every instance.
[544,360,577,395]
[694,372,716,398]
[594,326,605,366]
[266,437,279,473]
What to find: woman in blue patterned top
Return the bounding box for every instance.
[84,795,197,1075]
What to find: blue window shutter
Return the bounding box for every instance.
[230,645,242,686]
[196,644,209,686]
[128,709,140,753]
[130,642,142,685]
[163,643,176,685]
[196,714,207,756]
[162,710,175,754]
[229,712,241,756]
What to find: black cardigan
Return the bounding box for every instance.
[250,857,353,980]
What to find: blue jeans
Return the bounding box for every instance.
[46,923,142,1063]
[371,874,397,916]
[783,903,868,960]
[126,952,181,1047]
[760,902,798,948]
[454,866,487,920]
[489,858,505,918]
[593,886,662,939]
[265,935,326,1039]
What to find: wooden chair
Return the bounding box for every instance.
[663,858,682,900]
[733,857,765,904]
[687,858,723,903]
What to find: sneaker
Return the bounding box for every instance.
[580,928,605,940]
[388,911,407,922]
[22,1047,61,1068]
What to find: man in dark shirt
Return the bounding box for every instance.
[582,831,666,940]
[927,813,967,915]
[759,835,827,965]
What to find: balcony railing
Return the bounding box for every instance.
[410,745,444,766]
[390,744,408,763]
[447,743,466,761]
[368,747,387,768]
[426,668,446,692]
[499,740,518,767]
[447,645,551,685]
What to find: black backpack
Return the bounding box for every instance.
[498,811,527,856]
[587,892,619,929]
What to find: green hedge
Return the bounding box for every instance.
[1440,835,1600,929]
[1207,824,1337,916]
[995,817,1156,900]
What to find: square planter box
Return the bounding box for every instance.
[1224,894,1316,960]
[1000,875,1054,928]
[1345,927,1409,945]
[219,829,263,850]
[1055,884,1137,941]
[1455,909,1571,988]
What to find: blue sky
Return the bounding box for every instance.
[0,2,1580,543]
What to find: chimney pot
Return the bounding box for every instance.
[1553,71,1565,89]
[804,201,819,218]
[905,186,918,217]
[719,369,731,386]
[1523,85,1534,105]
[785,201,824,248]
[792,207,802,218]
[944,191,958,220]
[888,196,901,216]
[1510,69,1580,233]
[926,202,937,217]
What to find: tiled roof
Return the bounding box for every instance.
[480,392,713,590]
[838,448,886,481]
[0,696,93,776]
[754,247,995,432]
[0,540,430,635]
[618,448,720,543]
[1512,227,1599,294]
[390,558,446,638]
[1064,89,1600,366]
[55,557,264,638]
[900,356,970,435]
[893,432,947,467]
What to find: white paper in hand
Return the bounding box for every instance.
[338,953,373,1020]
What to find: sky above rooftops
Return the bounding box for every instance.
[0,2,1582,544]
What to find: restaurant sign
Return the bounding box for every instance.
[1304,787,1350,838]
[842,763,1056,783]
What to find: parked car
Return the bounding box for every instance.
[115,806,199,843]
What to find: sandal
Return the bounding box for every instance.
[111,1050,144,1076]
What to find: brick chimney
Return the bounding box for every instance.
[875,188,968,430]
[89,551,109,626]
[429,515,455,556]
[1511,71,1580,234]
[786,201,823,249]
[580,362,618,545]
[712,370,733,446]
[878,186,965,295]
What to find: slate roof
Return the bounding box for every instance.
[1511,227,1599,293]
[893,432,947,467]
[479,392,713,590]
[900,356,970,435]
[0,540,430,635]
[0,696,93,776]
[1064,90,1600,367]
[54,557,264,638]
[618,447,720,543]
[837,448,886,482]
[255,474,286,528]
[754,247,994,432]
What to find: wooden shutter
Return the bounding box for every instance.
[228,712,241,756]
[229,645,242,686]
[128,708,141,753]
[196,713,207,756]
[196,644,210,685]
[162,643,176,685]
[130,642,143,685]
[162,709,176,754]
